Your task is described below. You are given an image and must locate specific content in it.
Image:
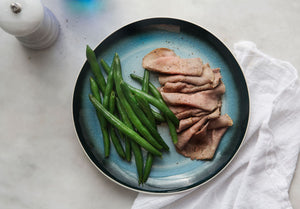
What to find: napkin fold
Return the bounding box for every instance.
[131,41,300,209]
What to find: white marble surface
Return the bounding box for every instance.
[0,0,299,208]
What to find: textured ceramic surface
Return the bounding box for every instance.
[73,18,249,193]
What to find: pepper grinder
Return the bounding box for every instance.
[0,0,60,50]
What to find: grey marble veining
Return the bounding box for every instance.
[0,0,299,208]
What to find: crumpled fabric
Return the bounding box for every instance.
[131,41,300,209]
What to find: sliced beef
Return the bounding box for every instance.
[177,116,203,133]
[143,48,204,76]
[207,107,221,119]
[175,108,221,149]
[176,107,221,133]
[176,116,208,150]
[178,127,228,160]
[141,48,233,161]
[169,106,206,120]
[161,82,214,93]
[142,47,177,60]
[208,114,233,129]
[176,109,207,120]
[161,90,219,111]
[160,82,225,111]
[168,105,194,115]
[176,114,233,160]
[160,67,221,93]
[159,64,214,86]
[212,68,222,88]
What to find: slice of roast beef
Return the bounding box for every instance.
[143,48,204,76]
[178,127,228,160]
[207,107,221,119]
[159,64,215,86]
[176,116,208,150]
[168,105,206,120]
[208,114,233,129]
[176,114,233,160]
[176,109,207,120]
[177,116,204,133]
[161,82,214,93]
[160,67,222,93]
[176,107,221,133]
[212,68,222,88]
[168,105,194,115]
[142,47,177,60]
[175,108,221,148]
[160,82,225,111]
[173,107,206,120]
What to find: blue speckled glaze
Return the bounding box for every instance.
[73,18,249,193]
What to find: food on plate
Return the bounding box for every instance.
[142,48,233,160]
[143,48,204,76]
[87,47,178,184]
[130,73,178,144]
[160,82,225,111]
[178,114,233,160]
[89,95,162,157]
[159,68,222,93]
[86,45,233,184]
[89,77,110,158]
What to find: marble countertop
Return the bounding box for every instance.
[0,0,299,208]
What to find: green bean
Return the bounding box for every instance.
[100,59,111,74]
[116,98,131,162]
[151,109,166,123]
[116,83,162,150]
[130,74,163,100]
[89,94,162,156]
[101,58,128,141]
[115,99,133,130]
[89,77,101,101]
[121,81,168,150]
[86,45,106,94]
[113,54,163,150]
[166,117,178,144]
[102,57,114,109]
[113,53,123,78]
[116,98,143,183]
[108,91,126,159]
[109,128,126,159]
[130,73,178,144]
[112,56,133,161]
[127,84,179,127]
[132,141,143,184]
[142,152,153,183]
[89,77,110,157]
[141,70,156,127]
[145,84,178,144]
[143,81,179,144]
[142,69,150,93]
[145,82,178,144]
[141,70,156,183]
[135,95,156,127]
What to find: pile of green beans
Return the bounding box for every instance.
[86,45,178,184]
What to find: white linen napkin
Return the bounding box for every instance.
[131,41,300,209]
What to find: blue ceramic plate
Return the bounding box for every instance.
[73,18,249,193]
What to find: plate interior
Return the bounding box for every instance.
[73,18,249,193]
